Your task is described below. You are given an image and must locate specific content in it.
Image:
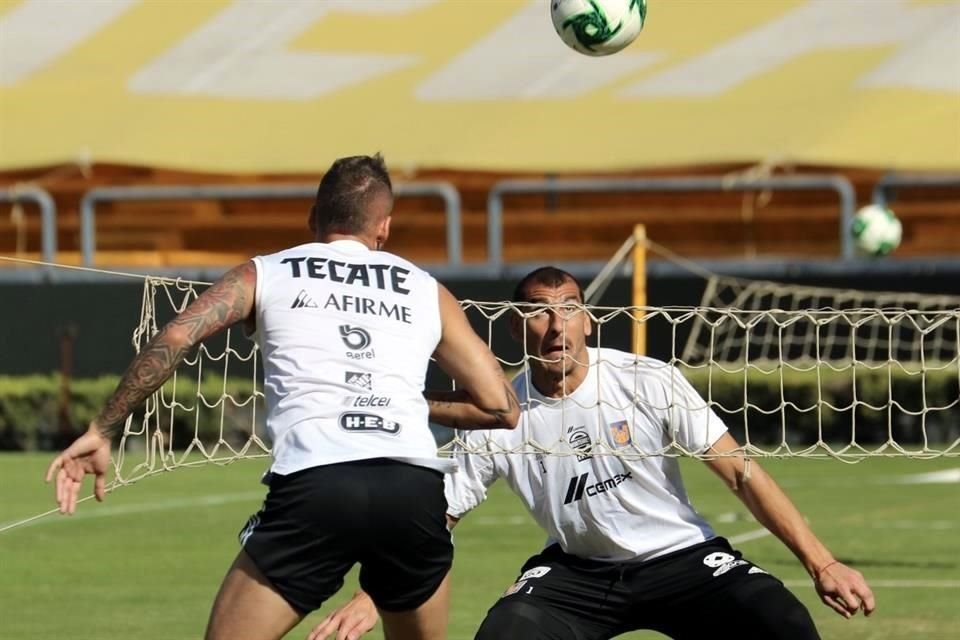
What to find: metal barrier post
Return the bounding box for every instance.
[1,186,58,264]
[487,175,857,267]
[80,182,462,267]
[872,173,960,208]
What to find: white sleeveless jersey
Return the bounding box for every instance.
[251,240,451,475]
[446,347,727,562]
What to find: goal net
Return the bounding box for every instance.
[684,275,960,368]
[104,270,960,489]
[678,275,960,461]
[113,277,269,486]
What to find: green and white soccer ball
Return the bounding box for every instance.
[551,0,647,56]
[851,204,902,257]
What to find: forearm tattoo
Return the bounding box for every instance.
[94,263,255,437]
[424,389,466,429]
[480,379,520,426]
[426,380,518,428]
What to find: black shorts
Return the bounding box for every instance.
[239,458,452,615]
[475,538,819,640]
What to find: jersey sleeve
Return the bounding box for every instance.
[660,367,728,453]
[443,432,499,519]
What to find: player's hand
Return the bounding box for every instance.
[45,426,111,514]
[814,560,876,619]
[306,590,379,640]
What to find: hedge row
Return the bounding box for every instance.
[0,374,260,451]
[679,363,960,446]
[1,365,957,451]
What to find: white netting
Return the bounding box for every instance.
[685,275,960,367]
[454,299,960,462]
[110,275,960,486]
[113,277,269,486]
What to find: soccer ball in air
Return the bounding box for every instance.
[851,205,902,257]
[551,0,647,56]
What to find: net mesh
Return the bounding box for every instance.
[113,277,268,487]
[685,275,960,367]
[111,274,960,485]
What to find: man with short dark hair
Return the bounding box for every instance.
[311,266,874,640]
[46,154,520,640]
[308,153,394,241]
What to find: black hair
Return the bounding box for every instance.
[309,153,393,235]
[512,266,585,303]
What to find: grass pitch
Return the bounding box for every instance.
[1,453,957,639]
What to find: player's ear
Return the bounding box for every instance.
[581,303,593,338]
[376,216,391,249]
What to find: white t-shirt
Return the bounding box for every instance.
[446,347,727,562]
[251,240,452,475]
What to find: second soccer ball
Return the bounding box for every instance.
[851,204,903,257]
[551,0,647,57]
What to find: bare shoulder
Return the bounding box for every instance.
[168,261,257,337]
[203,261,257,309]
[221,259,257,302]
[222,260,258,285]
[437,282,465,318]
[437,281,456,301]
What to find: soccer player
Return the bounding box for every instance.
[45,154,520,640]
[310,266,875,640]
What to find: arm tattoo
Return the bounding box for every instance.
[94,263,256,437]
[480,379,520,426]
[93,332,192,437]
[428,405,461,429]
[425,385,517,429]
[425,390,466,429]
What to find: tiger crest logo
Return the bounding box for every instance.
[609,420,631,446]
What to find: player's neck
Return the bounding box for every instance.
[531,362,589,398]
[320,232,377,249]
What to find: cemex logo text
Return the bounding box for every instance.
[563,471,632,505]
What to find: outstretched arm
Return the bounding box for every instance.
[92,262,257,438]
[45,262,257,513]
[425,388,518,430]
[703,433,875,619]
[431,284,519,429]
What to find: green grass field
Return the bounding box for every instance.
[1,453,957,639]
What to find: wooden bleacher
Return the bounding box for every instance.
[1,163,958,268]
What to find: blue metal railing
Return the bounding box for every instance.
[79,182,462,267]
[872,173,960,208]
[2,174,890,275]
[0,186,58,264]
[486,175,858,266]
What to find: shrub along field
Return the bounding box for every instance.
[3,364,958,453]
